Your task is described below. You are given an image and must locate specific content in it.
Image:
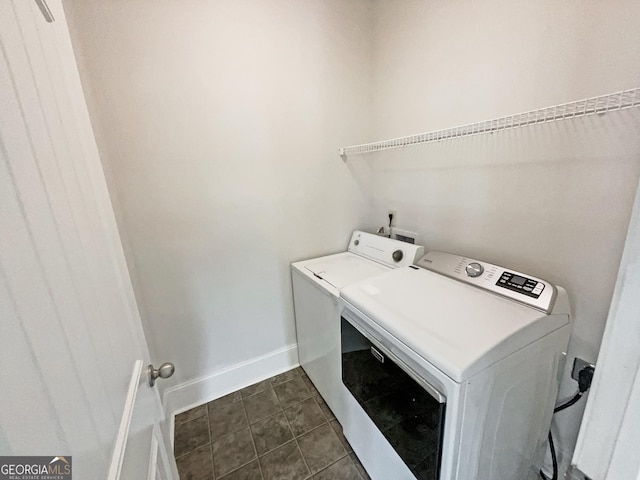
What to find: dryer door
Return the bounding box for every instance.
[341,316,446,480]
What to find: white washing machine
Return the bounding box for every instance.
[292,231,424,422]
[339,251,572,480]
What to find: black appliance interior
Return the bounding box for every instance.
[341,316,446,480]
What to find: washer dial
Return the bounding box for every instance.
[465,262,484,277]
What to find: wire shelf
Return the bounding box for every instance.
[338,87,640,157]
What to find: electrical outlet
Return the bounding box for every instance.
[387,210,397,227]
[571,357,595,382]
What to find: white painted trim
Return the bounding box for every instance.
[147,433,158,480]
[107,360,144,480]
[155,422,179,480]
[163,344,299,442]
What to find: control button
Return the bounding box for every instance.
[392,250,404,263]
[523,287,533,292]
[536,283,544,289]
[499,280,506,284]
[532,288,542,295]
[466,262,484,278]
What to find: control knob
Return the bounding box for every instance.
[392,250,404,262]
[465,262,484,278]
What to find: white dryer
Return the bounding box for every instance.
[339,251,572,480]
[292,231,424,422]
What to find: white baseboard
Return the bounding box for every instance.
[163,344,298,440]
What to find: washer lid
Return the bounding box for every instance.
[340,267,570,382]
[305,254,389,290]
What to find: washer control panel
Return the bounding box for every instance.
[498,271,545,298]
[348,231,424,269]
[415,251,556,313]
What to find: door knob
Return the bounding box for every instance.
[148,362,175,387]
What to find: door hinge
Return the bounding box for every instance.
[34,0,55,23]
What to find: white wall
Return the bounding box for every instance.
[63,0,375,391]
[362,0,640,475]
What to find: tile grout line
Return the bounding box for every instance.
[174,408,208,427]
[248,409,326,459]
[280,399,314,480]
[173,437,212,461]
[306,383,366,480]
[306,395,356,479]
[206,394,284,451]
[273,368,315,479]
[206,374,306,479]
[209,397,262,480]
[178,367,365,480]
[208,395,252,479]
[238,368,312,478]
[239,393,265,480]
[274,369,343,479]
[298,405,355,477]
[174,410,216,479]
[282,371,361,479]
[289,412,362,479]
[204,409,215,479]
[174,412,212,460]
[314,451,364,479]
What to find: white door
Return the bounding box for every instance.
[0,1,178,478]
[571,178,640,479]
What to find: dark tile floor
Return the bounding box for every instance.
[174,367,371,480]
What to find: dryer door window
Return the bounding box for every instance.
[341,316,446,480]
